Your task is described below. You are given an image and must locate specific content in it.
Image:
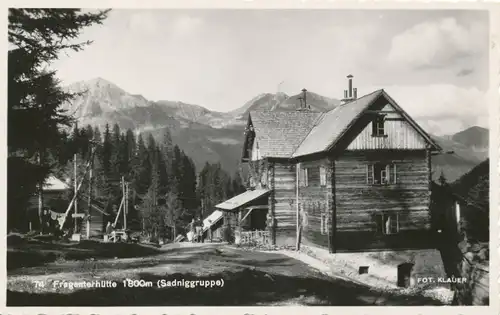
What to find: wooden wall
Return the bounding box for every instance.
[334,150,434,251]
[248,159,269,190]
[270,161,297,246]
[347,104,427,150]
[297,158,332,250]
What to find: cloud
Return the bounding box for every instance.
[368,84,489,135]
[387,17,485,70]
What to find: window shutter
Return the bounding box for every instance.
[366,164,374,184]
[392,164,397,184]
[304,168,308,187]
[385,164,390,184]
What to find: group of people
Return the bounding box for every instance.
[188,217,204,243]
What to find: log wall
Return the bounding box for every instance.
[270,161,297,246]
[297,158,333,250]
[334,150,434,250]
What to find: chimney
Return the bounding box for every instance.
[297,96,304,111]
[347,74,353,98]
[302,88,309,109]
[341,74,356,105]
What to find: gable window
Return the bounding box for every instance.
[375,212,399,235]
[320,212,329,235]
[372,115,386,137]
[367,163,397,185]
[320,166,327,187]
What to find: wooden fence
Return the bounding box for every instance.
[236,230,271,246]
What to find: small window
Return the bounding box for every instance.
[320,166,327,187]
[320,213,329,235]
[375,213,399,235]
[299,165,309,187]
[367,163,397,185]
[372,115,386,137]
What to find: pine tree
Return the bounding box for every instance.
[232,170,246,196]
[8,9,109,231]
[101,123,112,176]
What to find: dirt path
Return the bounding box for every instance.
[7,243,444,306]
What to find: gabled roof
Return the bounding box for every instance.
[292,89,442,158]
[293,90,383,157]
[249,111,323,158]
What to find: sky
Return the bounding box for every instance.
[52,9,490,135]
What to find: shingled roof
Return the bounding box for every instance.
[249,111,323,158]
[248,89,441,159]
[293,90,384,157]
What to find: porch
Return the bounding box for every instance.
[215,189,271,244]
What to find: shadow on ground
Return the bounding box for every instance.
[7,237,161,270]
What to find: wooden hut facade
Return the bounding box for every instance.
[218,75,445,254]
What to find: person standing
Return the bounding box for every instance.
[189,218,195,243]
[196,217,203,243]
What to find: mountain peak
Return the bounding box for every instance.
[450,125,489,150]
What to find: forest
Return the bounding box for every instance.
[7,8,246,241]
[10,122,246,241]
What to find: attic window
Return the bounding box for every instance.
[372,115,386,137]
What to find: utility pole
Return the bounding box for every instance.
[74,153,78,234]
[124,181,128,231]
[86,149,94,239]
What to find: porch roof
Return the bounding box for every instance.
[215,189,270,211]
[203,210,223,232]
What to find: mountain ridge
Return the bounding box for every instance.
[62,78,489,181]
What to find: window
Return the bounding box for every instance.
[375,212,399,235]
[372,115,386,137]
[320,166,327,187]
[320,212,329,235]
[303,167,309,187]
[367,163,397,185]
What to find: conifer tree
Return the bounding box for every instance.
[8,9,109,231]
